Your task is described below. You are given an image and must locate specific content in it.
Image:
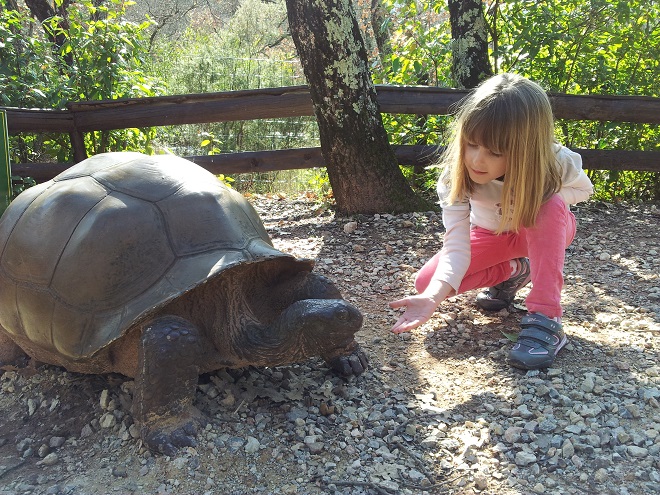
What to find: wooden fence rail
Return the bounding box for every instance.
[3,85,660,182]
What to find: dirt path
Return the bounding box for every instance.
[1,197,658,495]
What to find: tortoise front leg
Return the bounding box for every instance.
[134,315,210,456]
[323,341,369,377]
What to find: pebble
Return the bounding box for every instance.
[515,451,537,466]
[244,436,260,453]
[38,453,58,466]
[343,221,358,233]
[99,412,117,428]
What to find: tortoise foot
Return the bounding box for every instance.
[142,411,207,456]
[326,345,368,376]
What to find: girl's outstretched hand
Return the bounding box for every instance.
[388,295,439,334]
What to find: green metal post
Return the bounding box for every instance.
[0,111,11,216]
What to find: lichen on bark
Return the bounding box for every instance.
[448,0,492,89]
[285,0,433,213]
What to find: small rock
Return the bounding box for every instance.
[99,412,117,429]
[38,453,59,466]
[27,398,39,416]
[532,482,546,494]
[49,436,66,448]
[99,389,111,409]
[220,393,236,407]
[503,427,523,444]
[627,446,648,458]
[244,436,260,454]
[594,468,609,483]
[129,424,141,439]
[112,466,128,478]
[474,472,488,490]
[308,442,324,454]
[516,404,534,419]
[515,451,537,466]
[80,424,94,438]
[625,404,641,418]
[581,375,595,393]
[343,221,358,233]
[420,434,440,448]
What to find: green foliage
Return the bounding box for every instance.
[400,164,439,198]
[10,175,37,198]
[492,0,659,96]
[372,1,453,153]
[0,7,60,108]
[375,0,660,201]
[4,0,658,201]
[148,0,293,92]
[586,169,660,203]
[216,173,235,188]
[1,0,163,163]
[374,0,453,87]
[491,0,660,201]
[307,170,331,196]
[200,132,221,155]
[147,0,316,158]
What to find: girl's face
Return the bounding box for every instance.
[463,141,508,184]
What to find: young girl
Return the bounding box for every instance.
[389,73,593,370]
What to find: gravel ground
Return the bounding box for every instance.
[0,195,659,495]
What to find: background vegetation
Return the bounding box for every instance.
[1,0,658,200]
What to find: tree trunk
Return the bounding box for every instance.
[370,0,392,64]
[23,0,74,67]
[448,0,492,89]
[285,0,432,215]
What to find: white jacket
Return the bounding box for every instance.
[435,144,594,291]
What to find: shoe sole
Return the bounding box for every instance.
[476,297,510,311]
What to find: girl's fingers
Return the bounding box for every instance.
[390,315,421,334]
[388,298,408,309]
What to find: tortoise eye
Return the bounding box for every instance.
[336,308,350,321]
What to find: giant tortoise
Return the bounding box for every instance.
[0,152,366,455]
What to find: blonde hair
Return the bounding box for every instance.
[439,73,561,233]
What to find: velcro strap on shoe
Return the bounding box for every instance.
[519,314,563,346]
[518,327,561,346]
[521,314,562,333]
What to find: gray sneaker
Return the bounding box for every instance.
[476,258,531,311]
[508,313,567,370]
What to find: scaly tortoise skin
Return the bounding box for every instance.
[0,152,366,455]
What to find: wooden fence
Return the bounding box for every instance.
[3,85,660,183]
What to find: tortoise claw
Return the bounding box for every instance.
[143,419,204,456]
[327,346,368,376]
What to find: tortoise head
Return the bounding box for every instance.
[232,298,363,367]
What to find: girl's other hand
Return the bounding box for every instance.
[388,295,439,334]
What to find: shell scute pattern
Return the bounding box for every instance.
[0,152,288,359]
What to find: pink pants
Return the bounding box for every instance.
[415,194,576,318]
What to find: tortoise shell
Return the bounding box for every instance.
[0,152,310,359]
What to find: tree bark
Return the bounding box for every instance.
[285,0,432,215]
[370,0,392,64]
[23,0,74,66]
[3,0,20,11]
[448,0,492,89]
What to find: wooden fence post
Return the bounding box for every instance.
[0,110,12,216]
